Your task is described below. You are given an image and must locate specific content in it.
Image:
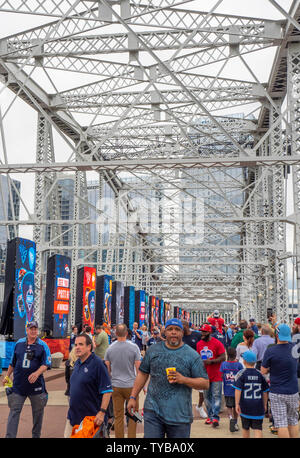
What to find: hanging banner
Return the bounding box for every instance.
[164,302,171,322]
[145,293,149,330]
[135,290,146,328]
[160,299,165,326]
[149,296,156,331]
[155,297,160,327]
[75,266,96,331]
[96,275,112,326]
[111,281,124,325]
[44,254,71,338]
[0,237,36,340]
[124,286,135,329]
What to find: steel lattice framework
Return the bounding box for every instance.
[0,0,299,326]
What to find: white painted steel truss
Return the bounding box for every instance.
[0,0,299,326]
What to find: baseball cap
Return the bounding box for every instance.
[249,318,256,322]
[294,317,300,326]
[165,318,183,330]
[242,350,257,363]
[200,324,212,333]
[153,330,159,335]
[230,321,236,325]
[213,309,220,317]
[27,321,38,329]
[276,323,292,342]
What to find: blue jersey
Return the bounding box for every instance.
[233,368,269,419]
[220,360,243,396]
[131,330,143,350]
[68,353,113,426]
[10,338,51,396]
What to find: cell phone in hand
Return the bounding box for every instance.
[125,410,143,423]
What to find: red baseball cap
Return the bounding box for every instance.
[200,324,212,333]
[294,317,300,325]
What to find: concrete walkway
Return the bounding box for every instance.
[0,368,293,438]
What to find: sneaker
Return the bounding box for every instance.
[229,419,236,432]
[205,418,212,425]
[212,419,219,427]
[195,406,207,419]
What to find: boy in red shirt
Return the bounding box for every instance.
[196,324,226,427]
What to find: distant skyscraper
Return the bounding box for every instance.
[0,175,21,282]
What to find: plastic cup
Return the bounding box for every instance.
[166,367,176,382]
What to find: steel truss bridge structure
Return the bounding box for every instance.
[0,0,300,327]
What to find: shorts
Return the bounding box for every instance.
[225,396,235,408]
[269,392,299,428]
[241,416,263,431]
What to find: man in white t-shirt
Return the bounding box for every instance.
[104,323,141,438]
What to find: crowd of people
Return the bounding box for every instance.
[1,310,300,439]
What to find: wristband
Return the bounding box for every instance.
[99,408,107,414]
[130,396,136,400]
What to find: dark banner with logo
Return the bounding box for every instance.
[96,275,112,326]
[124,286,135,329]
[0,237,36,340]
[160,299,165,326]
[135,290,146,328]
[155,297,160,327]
[111,281,124,325]
[145,293,149,330]
[44,254,71,338]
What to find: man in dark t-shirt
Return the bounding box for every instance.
[182,320,202,351]
[261,324,299,439]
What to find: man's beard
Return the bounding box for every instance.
[168,338,180,347]
[202,334,210,342]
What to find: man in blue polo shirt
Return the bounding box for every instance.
[67,333,112,434]
[2,321,51,438]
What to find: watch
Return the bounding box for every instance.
[99,408,107,414]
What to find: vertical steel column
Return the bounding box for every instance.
[70,144,91,327]
[269,100,288,322]
[289,42,300,314]
[33,114,59,326]
[97,172,104,276]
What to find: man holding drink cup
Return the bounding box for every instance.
[127,318,209,438]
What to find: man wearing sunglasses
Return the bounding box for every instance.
[2,321,51,438]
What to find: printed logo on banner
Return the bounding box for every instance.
[54,301,69,314]
[19,244,28,264]
[85,271,91,284]
[57,287,70,301]
[57,277,69,288]
[64,264,70,274]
